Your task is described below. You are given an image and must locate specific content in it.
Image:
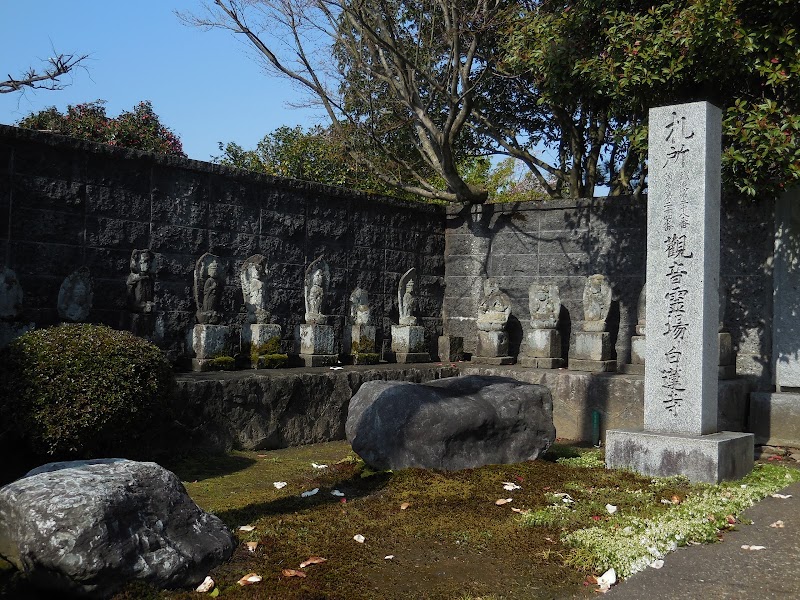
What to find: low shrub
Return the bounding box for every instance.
[0,324,174,461]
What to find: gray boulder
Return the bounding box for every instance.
[346,375,556,470]
[0,459,236,598]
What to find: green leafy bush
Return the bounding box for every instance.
[0,324,175,459]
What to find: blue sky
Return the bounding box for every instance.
[0,1,318,161]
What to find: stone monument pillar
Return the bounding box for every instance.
[391,267,430,363]
[297,257,337,367]
[240,254,285,368]
[58,267,93,323]
[0,266,34,348]
[343,287,379,365]
[606,101,753,483]
[519,283,562,368]
[192,253,234,371]
[568,274,616,372]
[620,283,646,374]
[472,278,514,364]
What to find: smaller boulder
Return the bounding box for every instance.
[346,375,556,470]
[0,459,236,598]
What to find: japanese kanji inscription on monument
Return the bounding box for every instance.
[645,102,722,435]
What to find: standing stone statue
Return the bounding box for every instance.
[58,267,93,322]
[0,266,33,349]
[344,287,378,364]
[194,254,225,325]
[126,249,155,314]
[398,268,418,326]
[569,274,616,372]
[297,257,337,367]
[304,257,330,326]
[582,274,612,331]
[474,278,513,364]
[240,254,269,325]
[391,267,428,363]
[192,253,232,372]
[621,282,646,374]
[519,282,562,368]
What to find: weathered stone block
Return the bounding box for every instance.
[193,324,233,360]
[475,330,509,358]
[719,332,734,366]
[299,323,335,356]
[605,429,754,484]
[518,357,562,369]
[391,324,426,354]
[568,358,617,373]
[749,392,800,447]
[572,331,612,361]
[631,335,646,365]
[395,352,431,364]
[525,329,561,358]
[438,335,464,362]
[344,324,377,355]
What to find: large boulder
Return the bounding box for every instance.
[346,375,556,470]
[0,459,236,598]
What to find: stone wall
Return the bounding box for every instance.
[0,124,445,365]
[444,196,774,389]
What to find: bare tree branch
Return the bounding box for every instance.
[1,53,89,94]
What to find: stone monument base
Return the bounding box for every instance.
[394,352,431,364]
[568,359,617,373]
[618,363,644,375]
[472,355,514,365]
[192,324,233,372]
[525,329,561,358]
[298,323,335,356]
[605,429,754,484]
[518,356,563,369]
[298,353,339,368]
[573,331,612,360]
[438,335,464,363]
[392,325,426,356]
[476,330,509,357]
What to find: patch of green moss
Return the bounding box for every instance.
[351,337,376,354]
[353,352,380,365]
[256,354,289,369]
[250,337,281,364]
[208,356,235,371]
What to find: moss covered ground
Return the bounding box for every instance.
[1,442,797,599]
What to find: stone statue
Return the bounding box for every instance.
[240,254,270,324]
[304,257,330,325]
[194,253,226,325]
[126,249,155,314]
[582,274,612,332]
[398,268,418,326]
[58,267,93,322]
[477,278,511,332]
[0,266,23,321]
[528,283,560,330]
[350,287,371,325]
[635,282,646,335]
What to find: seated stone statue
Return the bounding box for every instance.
[582,274,612,332]
[529,283,560,330]
[476,279,511,332]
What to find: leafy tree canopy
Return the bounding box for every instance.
[18,100,186,157]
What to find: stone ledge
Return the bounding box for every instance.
[568,359,617,373]
[518,357,562,369]
[749,392,800,447]
[605,429,754,483]
[471,356,515,365]
[297,354,339,368]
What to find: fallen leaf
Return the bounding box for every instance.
[671,495,681,504]
[282,569,307,578]
[770,520,785,528]
[312,462,328,469]
[245,541,258,553]
[195,576,215,593]
[592,515,602,521]
[515,475,524,483]
[301,488,319,498]
[583,575,597,586]
[544,537,556,544]
[596,567,617,592]
[257,454,267,458]
[353,534,366,543]
[400,502,411,510]
[238,525,255,532]
[299,556,327,568]
[237,573,262,586]
[768,455,783,461]
[384,555,394,560]
[605,504,618,515]
[553,492,574,504]
[273,481,287,489]
[741,544,766,551]
[660,499,673,505]
[209,589,219,598]
[495,498,513,506]
[511,507,529,514]
[502,482,522,491]
[650,559,664,569]
[331,489,345,497]
[771,493,793,499]
[340,498,347,504]
[726,515,737,525]
[329,366,343,370]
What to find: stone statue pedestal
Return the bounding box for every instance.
[568,331,616,373]
[128,313,157,340]
[245,323,284,368]
[391,325,429,364]
[344,324,379,365]
[437,335,464,363]
[620,335,646,375]
[472,330,514,365]
[192,324,234,372]
[519,329,563,369]
[719,332,736,379]
[297,324,337,367]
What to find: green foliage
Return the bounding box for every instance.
[208,355,236,371]
[352,352,380,365]
[556,450,606,469]
[256,354,289,369]
[18,100,186,157]
[504,0,800,198]
[0,324,174,459]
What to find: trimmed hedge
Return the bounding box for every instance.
[0,324,174,460]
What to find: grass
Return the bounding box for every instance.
[1,443,797,600]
